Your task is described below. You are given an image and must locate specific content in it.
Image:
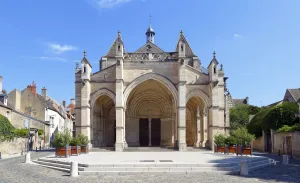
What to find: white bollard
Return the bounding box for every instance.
[240,161,248,176]
[70,161,78,177]
[283,155,289,165]
[25,152,31,163]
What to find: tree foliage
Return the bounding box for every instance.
[14,128,28,138]
[0,114,15,141]
[247,102,299,137]
[230,104,261,130]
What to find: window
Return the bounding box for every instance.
[214,67,216,74]
[83,66,86,73]
[118,44,121,51]
[181,44,184,52]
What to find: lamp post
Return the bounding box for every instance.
[25,106,36,152]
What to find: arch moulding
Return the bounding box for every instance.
[123,73,178,108]
[186,89,210,109]
[90,88,116,108]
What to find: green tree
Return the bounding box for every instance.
[247,102,298,138]
[0,114,15,141]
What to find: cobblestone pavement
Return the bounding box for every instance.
[0,152,300,183]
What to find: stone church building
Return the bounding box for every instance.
[75,24,231,151]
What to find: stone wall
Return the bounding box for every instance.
[0,138,26,155]
[253,136,264,152]
[273,131,300,158]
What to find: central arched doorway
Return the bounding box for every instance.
[125,79,175,147]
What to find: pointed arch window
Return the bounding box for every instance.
[181,44,184,52]
[83,66,86,73]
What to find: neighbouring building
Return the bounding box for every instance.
[75,23,231,151]
[0,77,73,147]
[283,88,300,104]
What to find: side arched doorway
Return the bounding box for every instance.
[186,96,207,147]
[125,79,176,147]
[91,95,116,147]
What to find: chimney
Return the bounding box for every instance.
[41,87,47,98]
[27,81,37,95]
[245,97,249,104]
[70,98,75,105]
[62,100,66,108]
[0,76,2,94]
[31,81,37,95]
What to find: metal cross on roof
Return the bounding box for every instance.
[83,50,87,57]
[213,51,216,58]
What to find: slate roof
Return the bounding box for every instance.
[232,97,249,106]
[36,94,66,119]
[287,88,300,103]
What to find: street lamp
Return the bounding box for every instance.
[25,106,36,152]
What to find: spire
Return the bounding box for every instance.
[146,15,155,43]
[213,51,216,59]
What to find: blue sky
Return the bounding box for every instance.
[0,0,299,107]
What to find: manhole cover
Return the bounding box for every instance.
[140,160,155,162]
[159,160,173,162]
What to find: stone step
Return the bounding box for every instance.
[33,163,70,173]
[79,170,240,175]
[37,158,88,167]
[82,166,239,172]
[32,160,85,171]
[85,163,238,168]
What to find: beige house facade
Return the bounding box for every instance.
[75,27,230,151]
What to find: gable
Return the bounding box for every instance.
[135,41,165,53]
[176,34,195,57]
[91,65,116,82]
[184,66,209,85]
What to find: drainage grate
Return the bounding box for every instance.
[159,160,173,162]
[140,160,155,162]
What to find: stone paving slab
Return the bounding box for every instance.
[43,151,266,166]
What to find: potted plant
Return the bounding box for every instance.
[214,134,226,153]
[70,137,81,156]
[225,135,237,154]
[232,128,255,155]
[52,130,72,157]
[78,134,89,154]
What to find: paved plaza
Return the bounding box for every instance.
[0,152,300,183]
[44,151,266,165]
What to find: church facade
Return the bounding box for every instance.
[75,25,231,151]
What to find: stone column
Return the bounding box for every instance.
[202,109,208,148]
[80,80,91,148]
[195,106,201,147]
[148,118,152,147]
[115,58,124,152]
[177,82,187,151]
[123,110,128,148]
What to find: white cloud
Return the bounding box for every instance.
[46,43,78,54]
[88,0,141,9]
[35,56,68,62]
[233,33,244,38]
